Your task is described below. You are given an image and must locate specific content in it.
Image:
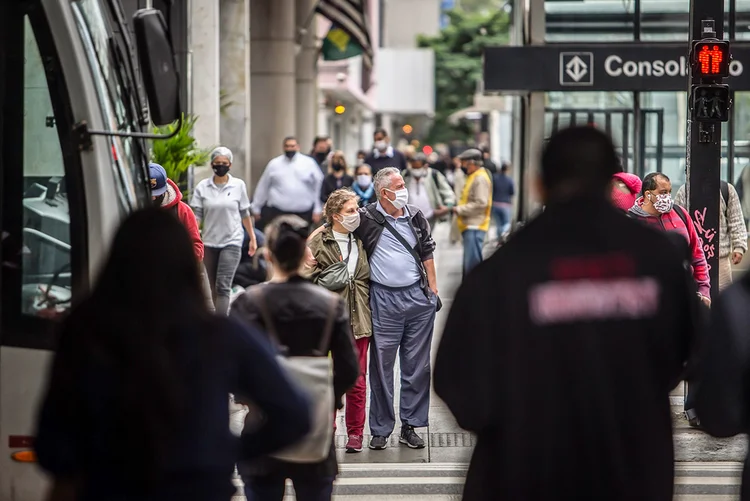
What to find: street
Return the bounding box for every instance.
[232,223,748,500]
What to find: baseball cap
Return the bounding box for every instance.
[149,163,168,197]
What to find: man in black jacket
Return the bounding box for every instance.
[435,126,696,501]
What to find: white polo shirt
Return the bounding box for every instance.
[190,174,251,248]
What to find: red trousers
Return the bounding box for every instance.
[345,336,370,436]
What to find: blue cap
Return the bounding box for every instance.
[149,163,168,196]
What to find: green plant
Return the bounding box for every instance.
[418,8,510,143]
[150,114,212,191]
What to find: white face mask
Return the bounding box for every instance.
[374,140,388,152]
[386,188,409,210]
[357,174,372,188]
[337,212,361,232]
[411,168,427,178]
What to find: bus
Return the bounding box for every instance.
[0,0,180,498]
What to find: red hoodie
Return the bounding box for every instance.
[162,178,204,261]
[628,197,710,298]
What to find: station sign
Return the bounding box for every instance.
[484,43,750,92]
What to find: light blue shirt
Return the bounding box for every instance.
[369,203,422,287]
[251,153,324,215]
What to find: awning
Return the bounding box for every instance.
[315,0,374,68]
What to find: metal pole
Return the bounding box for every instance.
[686,0,724,300]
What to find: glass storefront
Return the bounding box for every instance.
[543,0,750,190]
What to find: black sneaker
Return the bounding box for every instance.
[399,425,425,449]
[369,435,388,450]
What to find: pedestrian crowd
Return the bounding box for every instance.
[33,128,504,501]
[34,123,750,501]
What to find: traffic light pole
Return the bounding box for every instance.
[686,0,725,301]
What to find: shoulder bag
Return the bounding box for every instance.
[316,234,353,291]
[251,287,338,463]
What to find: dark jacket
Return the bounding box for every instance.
[231,277,359,479]
[492,172,515,205]
[435,196,695,501]
[364,149,407,175]
[35,314,310,501]
[354,202,436,262]
[233,228,267,288]
[695,275,750,499]
[321,173,354,203]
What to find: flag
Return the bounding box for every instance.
[315,0,374,68]
[321,24,364,62]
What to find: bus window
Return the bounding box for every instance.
[2,5,86,349]
[21,16,71,320]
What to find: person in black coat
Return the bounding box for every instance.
[435,126,697,501]
[34,209,310,501]
[232,215,359,501]
[694,272,750,500]
[233,227,268,288]
[320,151,353,204]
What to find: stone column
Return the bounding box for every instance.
[380,113,393,137]
[250,0,296,192]
[522,0,546,219]
[189,0,221,158]
[318,90,330,137]
[296,0,318,152]
[360,109,375,153]
[219,0,252,186]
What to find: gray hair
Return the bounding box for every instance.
[373,167,401,200]
[210,146,233,164]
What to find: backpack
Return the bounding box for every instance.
[250,287,338,463]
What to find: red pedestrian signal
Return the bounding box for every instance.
[692,40,730,78]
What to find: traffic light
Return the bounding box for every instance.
[692,40,730,78]
[691,84,730,122]
[689,28,731,123]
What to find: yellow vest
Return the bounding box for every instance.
[457,168,492,233]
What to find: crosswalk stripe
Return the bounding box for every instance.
[231,462,743,499]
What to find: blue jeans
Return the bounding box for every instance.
[243,475,335,501]
[462,229,486,275]
[492,205,511,236]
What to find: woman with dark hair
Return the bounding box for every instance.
[34,208,311,501]
[320,150,354,204]
[232,215,359,501]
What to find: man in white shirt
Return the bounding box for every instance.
[252,136,324,230]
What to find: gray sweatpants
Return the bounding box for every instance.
[204,245,242,315]
[369,281,437,437]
